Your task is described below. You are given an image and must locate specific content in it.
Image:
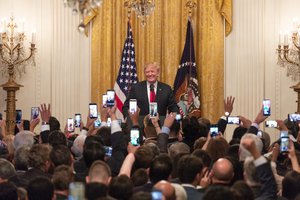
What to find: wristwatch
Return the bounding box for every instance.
[42,121,49,125]
[225,112,230,117]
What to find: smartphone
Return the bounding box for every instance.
[280,131,289,153]
[149,102,158,118]
[0,113,2,120]
[31,107,39,120]
[265,120,278,128]
[257,130,262,137]
[106,90,115,107]
[107,117,111,127]
[75,114,81,128]
[16,110,22,124]
[130,128,140,146]
[263,99,271,116]
[129,99,137,114]
[227,116,240,124]
[288,113,300,122]
[67,118,74,132]
[69,182,85,200]
[175,114,182,121]
[89,103,98,119]
[104,146,113,157]
[151,189,163,200]
[94,114,101,128]
[210,125,219,138]
[102,94,108,108]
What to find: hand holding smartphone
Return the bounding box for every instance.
[263,99,271,116]
[280,131,289,153]
[31,107,39,120]
[94,114,101,128]
[89,103,98,119]
[102,94,108,108]
[210,125,219,138]
[75,114,81,128]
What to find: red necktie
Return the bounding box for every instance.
[150,84,156,102]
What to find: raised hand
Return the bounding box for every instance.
[39,103,51,123]
[224,96,235,114]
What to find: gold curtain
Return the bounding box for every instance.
[91,0,232,123]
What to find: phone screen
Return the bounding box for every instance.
[89,103,98,119]
[130,129,140,146]
[69,182,85,200]
[31,107,39,120]
[75,114,81,128]
[106,90,115,107]
[288,113,300,122]
[104,146,113,157]
[102,94,107,108]
[151,190,163,200]
[257,131,262,137]
[107,117,111,127]
[265,120,278,128]
[263,99,271,116]
[16,110,22,124]
[149,102,158,118]
[94,114,101,128]
[67,118,74,132]
[129,99,137,114]
[210,125,219,138]
[227,116,240,124]
[280,131,289,153]
[175,114,182,121]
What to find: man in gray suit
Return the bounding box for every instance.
[123,62,178,121]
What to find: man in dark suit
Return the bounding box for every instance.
[123,62,178,121]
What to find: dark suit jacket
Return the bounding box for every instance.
[123,81,178,118]
[183,185,203,200]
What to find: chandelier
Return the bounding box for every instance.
[125,0,155,26]
[277,22,300,81]
[63,0,103,32]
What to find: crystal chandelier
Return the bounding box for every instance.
[63,0,103,32]
[132,0,155,26]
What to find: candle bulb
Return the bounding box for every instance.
[284,34,288,45]
[0,33,2,44]
[31,31,36,44]
[279,31,283,45]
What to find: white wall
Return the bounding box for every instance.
[225,0,299,143]
[0,0,91,129]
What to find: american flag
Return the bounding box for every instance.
[114,21,138,121]
[173,20,201,117]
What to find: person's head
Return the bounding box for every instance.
[85,182,108,200]
[48,130,67,147]
[50,144,72,168]
[144,62,160,84]
[96,126,112,146]
[210,158,234,185]
[40,130,50,144]
[168,142,190,161]
[231,180,254,200]
[192,149,212,169]
[87,160,111,185]
[131,168,148,187]
[206,137,230,162]
[239,134,263,161]
[28,144,52,172]
[169,121,181,138]
[232,127,248,140]
[134,145,155,170]
[193,137,207,150]
[282,170,300,200]
[0,181,18,200]
[27,177,54,200]
[144,142,160,157]
[154,180,176,200]
[83,142,105,168]
[52,165,74,192]
[13,130,34,150]
[49,116,60,132]
[0,158,16,183]
[109,175,133,200]
[13,146,30,171]
[203,185,235,200]
[177,155,203,185]
[149,154,172,184]
[71,135,86,158]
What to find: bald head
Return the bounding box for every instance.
[211,158,234,184]
[154,180,176,200]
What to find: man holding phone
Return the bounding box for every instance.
[123,62,178,121]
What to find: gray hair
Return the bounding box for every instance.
[239,133,263,161]
[13,131,34,150]
[0,158,16,179]
[71,135,86,158]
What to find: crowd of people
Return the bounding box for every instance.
[0,96,300,200]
